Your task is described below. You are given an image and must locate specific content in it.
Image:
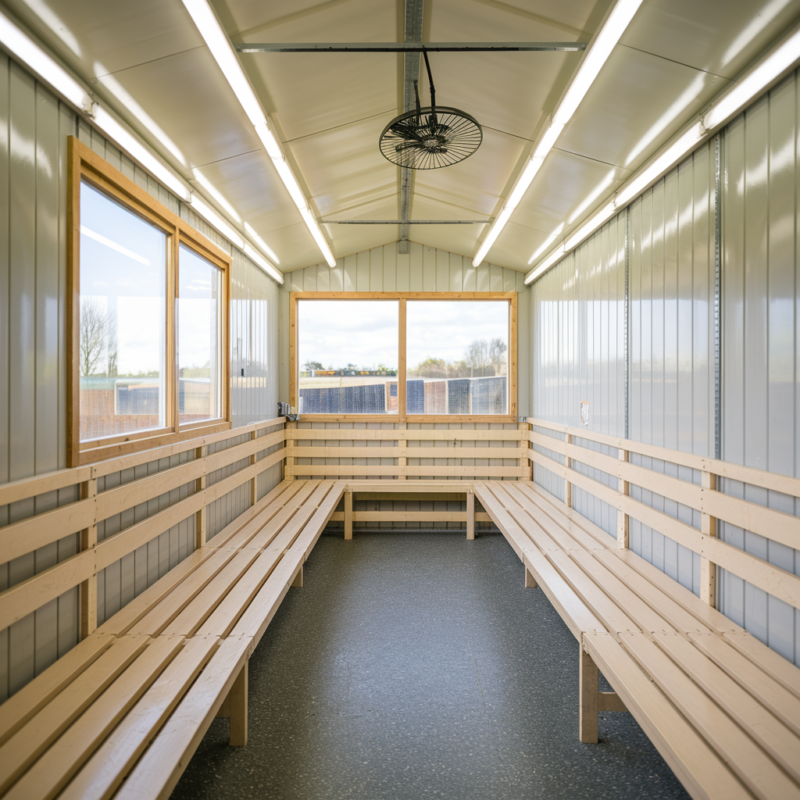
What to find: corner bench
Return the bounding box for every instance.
[0,479,343,800]
[474,479,800,800]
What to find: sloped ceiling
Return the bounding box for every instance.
[6,0,800,272]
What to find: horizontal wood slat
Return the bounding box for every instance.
[528,446,800,611]
[291,446,527,459]
[287,465,528,478]
[290,428,524,441]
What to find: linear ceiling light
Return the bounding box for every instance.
[473,0,644,268]
[525,20,800,286]
[182,0,337,267]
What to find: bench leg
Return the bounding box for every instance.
[292,564,303,588]
[466,491,475,540]
[229,661,249,747]
[344,491,353,541]
[525,566,537,588]
[579,644,599,744]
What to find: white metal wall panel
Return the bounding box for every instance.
[720,72,800,666]
[0,55,283,697]
[627,141,716,595]
[531,214,626,536]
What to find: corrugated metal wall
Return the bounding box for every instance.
[719,73,800,665]
[281,243,530,530]
[0,53,282,697]
[626,140,716,595]
[531,213,626,535]
[530,70,800,664]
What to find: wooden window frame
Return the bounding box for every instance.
[67,136,231,466]
[290,291,518,423]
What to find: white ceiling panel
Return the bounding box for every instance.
[557,46,728,173]
[621,0,800,80]
[4,0,202,78]
[288,112,398,216]
[96,47,263,170]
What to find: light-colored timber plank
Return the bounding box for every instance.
[58,636,219,800]
[0,634,114,747]
[289,428,523,441]
[621,632,800,799]
[686,632,800,737]
[0,636,149,795]
[161,483,333,636]
[112,635,251,800]
[290,446,528,460]
[650,631,800,782]
[584,631,752,800]
[4,636,185,800]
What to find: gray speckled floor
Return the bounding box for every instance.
[170,531,689,800]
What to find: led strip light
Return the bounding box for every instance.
[524,20,800,285]
[473,0,645,267]
[0,7,285,285]
[181,0,337,268]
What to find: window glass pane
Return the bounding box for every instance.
[298,300,399,414]
[406,301,508,414]
[79,181,167,441]
[179,246,223,424]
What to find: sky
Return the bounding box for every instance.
[298,299,508,370]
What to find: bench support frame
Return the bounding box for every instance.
[580,642,627,743]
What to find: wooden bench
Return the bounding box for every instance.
[0,478,343,799]
[474,479,800,799]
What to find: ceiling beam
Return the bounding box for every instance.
[398,0,424,255]
[235,41,586,53]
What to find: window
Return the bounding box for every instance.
[68,137,230,465]
[291,292,516,421]
[297,300,399,415]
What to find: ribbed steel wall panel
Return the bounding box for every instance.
[0,55,283,698]
[531,215,626,535]
[720,72,800,665]
[627,140,716,595]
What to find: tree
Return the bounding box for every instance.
[464,338,507,377]
[80,299,117,377]
[489,337,507,375]
[304,360,324,372]
[410,356,447,378]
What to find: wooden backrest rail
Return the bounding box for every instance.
[527,417,800,614]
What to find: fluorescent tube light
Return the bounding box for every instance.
[181,0,264,127]
[300,207,336,267]
[0,11,90,111]
[553,0,644,127]
[472,206,514,266]
[80,225,151,266]
[181,0,336,266]
[244,222,280,264]
[704,25,800,129]
[192,170,241,222]
[527,223,564,265]
[243,242,284,284]
[191,195,245,248]
[473,0,644,267]
[93,107,192,201]
[524,244,566,284]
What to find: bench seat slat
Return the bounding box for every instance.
[483,482,640,635]
[650,631,800,782]
[622,632,800,799]
[585,631,753,800]
[125,483,319,637]
[193,483,342,638]
[113,636,251,800]
[161,483,333,637]
[0,634,114,747]
[0,636,149,795]
[5,636,185,800]
[58,636,220,800]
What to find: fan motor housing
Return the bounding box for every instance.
[379,106,483,170]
